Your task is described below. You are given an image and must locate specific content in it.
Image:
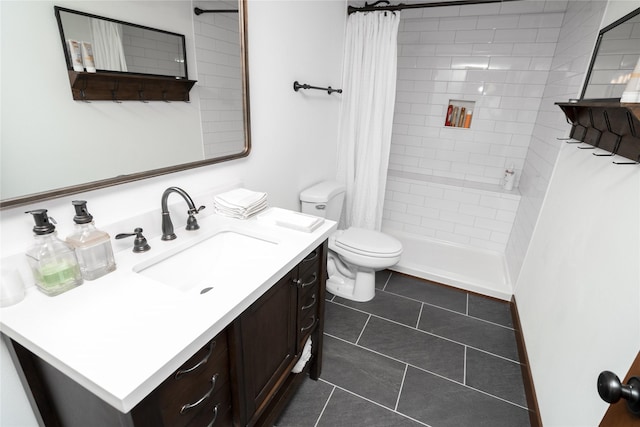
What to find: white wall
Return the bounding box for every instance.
[517,145,640,425]
[514,1,640,424]
[0,0,346,424]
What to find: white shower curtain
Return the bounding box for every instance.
[336,10,400,231]
[90,19,128,72]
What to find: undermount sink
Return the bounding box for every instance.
[133,227,279,293]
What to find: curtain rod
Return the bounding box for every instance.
[347,0,520,14]
[194,7,238,15]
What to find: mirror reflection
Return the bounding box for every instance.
[56,7,187,78]
[582,7,640,99]
[0,1,249,208]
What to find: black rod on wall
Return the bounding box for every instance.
[194,7,238,15]
[348,0,520,14]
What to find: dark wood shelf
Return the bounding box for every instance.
[556,100,640,162]
[67,71,197,102]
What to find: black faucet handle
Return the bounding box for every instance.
[115,227,151,253]
[188,205,206,215]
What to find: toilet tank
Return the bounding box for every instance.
[300,181,346,221]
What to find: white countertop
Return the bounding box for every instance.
[0,210,336,413]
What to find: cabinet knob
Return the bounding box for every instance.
[597,370,640,415]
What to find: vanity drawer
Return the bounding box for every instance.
[298,245,321,278]
[156,331,230,427]
[186,382,233,427]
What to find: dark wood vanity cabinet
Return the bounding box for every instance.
[8,329,232,427]
[6,240,327,427]
[230,242,327,427]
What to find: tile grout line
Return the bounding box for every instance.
[463,345,468,385]
[466,293,469,316]
[355,314,371,345]
[395,364,409,412]
[313,385,335,427]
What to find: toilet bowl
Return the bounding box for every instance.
[300,181,403,302]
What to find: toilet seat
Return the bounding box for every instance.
[333,227,403,258]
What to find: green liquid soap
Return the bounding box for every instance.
[36,262,82,296]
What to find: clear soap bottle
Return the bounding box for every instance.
[66,201,116,280]
[25,209,83,296]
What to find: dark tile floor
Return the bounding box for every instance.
[275,270,532,427]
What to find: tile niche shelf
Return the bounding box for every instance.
[66,71,197,102]
[556,100,640,162]
[444,99,475,129]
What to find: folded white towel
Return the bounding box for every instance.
[213,188,268,219]
[214,188,267,209]
[214,201,268,219]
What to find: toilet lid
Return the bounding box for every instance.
[334,227,403,257]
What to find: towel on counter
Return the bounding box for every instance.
[213,188,268,219]
[257,207,324,232]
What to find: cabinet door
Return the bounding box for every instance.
[231,269,297,426]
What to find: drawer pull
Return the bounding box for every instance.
[180,374,218,414]
[175,340,216,379]
[300,273,317,289]
[301,315,316,333]
[206,403,220,427]
[301,294,317,311]
[302,250,319,263]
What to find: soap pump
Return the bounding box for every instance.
[25,209,83,296]
[66,200,116,280]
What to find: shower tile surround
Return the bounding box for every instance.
[275,271,530,427]
[382,1,568,252]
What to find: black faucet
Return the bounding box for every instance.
[161,187,205,240]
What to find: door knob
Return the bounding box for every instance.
[597,370,640,415]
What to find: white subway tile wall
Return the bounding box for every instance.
[505,0,607,281]
[385,170,520,252]
[383,1,568,252]
[122,26,184,77]
[194,2,244,159]
[389,3,566,186]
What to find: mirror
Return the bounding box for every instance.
[55,7,188,78]
[581,7,640,100]
[0,1,249,209]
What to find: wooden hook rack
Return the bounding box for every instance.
[556,101,640,163]
[67,71,196,102]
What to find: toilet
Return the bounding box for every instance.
[300,181,402,302]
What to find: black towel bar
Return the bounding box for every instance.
[293,81,342,95]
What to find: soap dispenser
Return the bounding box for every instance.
[66,200,116,280]
[25,209,83,296]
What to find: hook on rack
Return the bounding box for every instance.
[111,80,121,103]
[613,154,640,165]
[593,110,622,157]
[138,84,148,103]
[293,81,342,95]
[79,78,90,103]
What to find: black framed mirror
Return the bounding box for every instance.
[581,7,640,100]
[55,6,188,79]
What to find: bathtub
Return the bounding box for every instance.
[383,229,513,301]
